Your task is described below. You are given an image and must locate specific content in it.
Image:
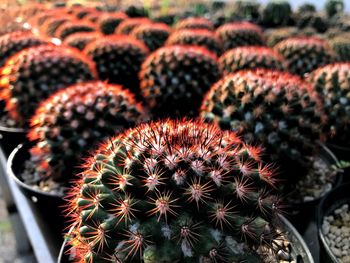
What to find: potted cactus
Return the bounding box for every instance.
[60,119,313,263]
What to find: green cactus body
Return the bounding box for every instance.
[216,22,265,51]
[130,23,171,51]
[56,20,96,40]
[219,46,286,75]
[64,32,102,51]
[67,119,282,262]
[274,37,337,76]
[329,35,350,62]
[139,45,221,117]
[28,81,147,182]
[201,69,327,166]
[115,18,152,35]
[0,45,97,126]
[325,0,344,17]
[166,29,223,55]
[307,63,350,145]
[262,0,292,27]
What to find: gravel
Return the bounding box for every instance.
[322,203,350,262]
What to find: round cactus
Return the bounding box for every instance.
[261,0,292,27]
[139,45,221,117]
[130,23,171,51]
[40,15,73,37]
[174,17,214,31]
[0,31,49,67]
[265,27,298,47]
[216,22,265,51]
[307,63,350,145]
[274,37,337,76]
[201,69,327,166]
[98,12,128,35]
[84,35,149,93]
[115,18,151,35]
[63,32,102,51]
[329,34,350,62]
[325,0,344,17]
[166,29,223,55]
[56,20,96,40]
[0,45,97,126]
[67,119,282,262]
[28,81,147,182]
[219,46,286,75]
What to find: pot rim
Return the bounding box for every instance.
[317,182,350,263]
[0,124,26,133]
[7,143,64,198]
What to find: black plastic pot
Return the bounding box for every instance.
[317,182,350,263]
[284,143,343,233]
[326,142,350,183]
[0,125,26,157]
[7,143,66,242]
[57,216,314,263]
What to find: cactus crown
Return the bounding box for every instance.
[28,81,147,182]
[274,37,337,75]
[201,69,327,166]
[115,18,151,35]
[130,23,171,51]
[166,29,223,55]
[0,45,97,126]
[307,63,350,144]
[174,17,214,31]
[219,46,286,75]
[139,45,221,117]
[68,119,282,262]
[0,31,48,67]
[216,22,265,51]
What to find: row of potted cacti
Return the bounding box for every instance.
[0,1,348,263]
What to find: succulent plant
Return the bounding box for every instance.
[307,63,350,145]
[219,46,286,75]
[125,5,149,18]
[84,35,149,93]
[63,32,102,51]
[0,45,97,126]
[297,3,316,13]
[229,0,261,22]
[67,118,283,263]
[325,0,344,17]
[84,11,102,23]
[216,22,265,51]
[201,69,327,167]
[174,17,214,31]
[40,15,73,37]
[329,34,350,62]
[130,23,171,51]
[139,45,221,117]
[28,81,147,182]
[72,7,98,20]
[56,20,96,40]
[0,31,48,67]
[265,27,298,47]
[166,29,222,55]
[274,37,337,76]
[98,12,128,35]
[115,18,151,35]
[295,12,329,33]
[261,0,292,27]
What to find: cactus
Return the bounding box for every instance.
[63,32,102,51]
[329,34,350,62]
[130,23,171,51]
[261,0,292,27]
[219,46,286,75]
[56,20,96,40]
[216,22,265,51]
[84,35,149,94]
[40,15,73,37]
[98,12,128,35]
[295,12,329,33]
[115,18,151,35]
[325,0,344,17]
[274,37,337,76]
[174,17,214,31]
[166,29,222,55]
[297,3,316,13]
[307,63,350,145]
[67,119,283,263]
[0,31,48,67]
[265,27,298,47]
[230,0,261,22]
[0,45,97,126]
[28,81,147,182]
[201,69,327,166]
[139,45,221,117]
